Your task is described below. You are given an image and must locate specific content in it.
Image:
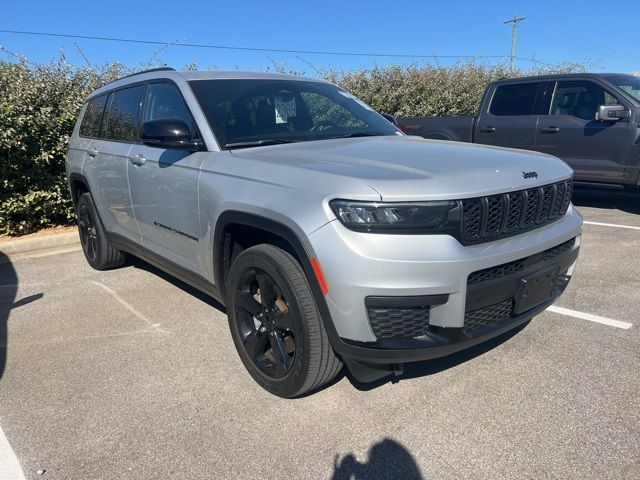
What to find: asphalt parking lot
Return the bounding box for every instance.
[1,187,639,480]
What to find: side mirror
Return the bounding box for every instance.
[381,113,398,126]
[141,119,204,151]
[596,105,629,121]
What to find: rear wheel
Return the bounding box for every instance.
[226,244,342,398]
[76,192,126,270]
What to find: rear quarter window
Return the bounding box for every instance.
[79,95,108,137]
[489,83,540,116]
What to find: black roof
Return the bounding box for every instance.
[493,72,632,83]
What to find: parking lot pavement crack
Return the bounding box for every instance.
[90,281,169,334]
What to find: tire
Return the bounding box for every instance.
[226,244,342,398]
[76,192,126,270]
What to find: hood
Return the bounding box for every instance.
[230,135,573,201]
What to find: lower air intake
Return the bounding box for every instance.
[367,307,431,339]
[463,299,514,336]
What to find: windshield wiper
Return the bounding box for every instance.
[225,139,295,149]
[329,132,387,139]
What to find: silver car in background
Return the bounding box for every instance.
[66,68,582,397]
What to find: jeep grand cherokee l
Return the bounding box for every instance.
[66,68,582,397]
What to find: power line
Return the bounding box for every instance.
[0,28,510,60]
[526,19,640,66]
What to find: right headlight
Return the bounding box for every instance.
[329,199,454,232]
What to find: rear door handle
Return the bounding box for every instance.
[479,126,496,133]
[540,126,560,133]
[129,154,146,166]
[87,148,98,158]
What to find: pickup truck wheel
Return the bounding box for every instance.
[226,244,342,398]
[76,193,126,270]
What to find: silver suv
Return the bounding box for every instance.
[66,68,582,397]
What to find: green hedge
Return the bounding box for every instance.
[0,58,584,236]
[0,59,125,235]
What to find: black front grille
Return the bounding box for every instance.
[462,200,482,238]
[464,299,514,336]
[460,179,573,243]
[367,307,430,339]
[467,237,576,285]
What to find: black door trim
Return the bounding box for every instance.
[106,232,224,303]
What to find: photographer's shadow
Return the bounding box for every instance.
[0,251,43,381]
[332,438,423,480]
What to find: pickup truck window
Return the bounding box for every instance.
[489,82,540,116]
[189,79,398,148]
[549,80,620,120]
[604,74,640,102]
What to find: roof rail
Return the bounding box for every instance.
[116,66,176,81]
[88,67,177,98]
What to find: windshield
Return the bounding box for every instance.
[604,74,640,102]
[189,79,399,148]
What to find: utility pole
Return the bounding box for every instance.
[504,15,525,73]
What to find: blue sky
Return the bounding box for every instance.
[1,0,639,75]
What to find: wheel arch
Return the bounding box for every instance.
[68,172,91,207]
[212,211,342,349]
[214,211,313,295]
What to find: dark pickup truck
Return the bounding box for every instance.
[399,73,640,187]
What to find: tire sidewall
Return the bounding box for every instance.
[227,247,314,397]
[76,193,105,269]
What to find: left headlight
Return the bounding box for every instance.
[329,199,454,232]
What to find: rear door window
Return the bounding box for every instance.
[489,83,541,116]
[79,95,108,137]
[104,85,145,142]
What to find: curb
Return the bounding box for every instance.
[0,231,80,258]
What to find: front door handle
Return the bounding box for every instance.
[479,126,496,133]
[129,154,146,166]
[540,126,560,133]
[87,148,99,158]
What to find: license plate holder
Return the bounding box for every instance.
[514,265,559,315]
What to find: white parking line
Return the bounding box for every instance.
[583,221,640,231]
[90,281,168,333]
[547,306,633,330]
[0,423,27,480]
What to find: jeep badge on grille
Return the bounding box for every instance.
[522,171,538,179]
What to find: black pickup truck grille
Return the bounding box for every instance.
[460,179,572,243]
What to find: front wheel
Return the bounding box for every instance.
[226,244,342,398]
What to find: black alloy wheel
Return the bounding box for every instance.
[75,192,126,270]
[78,201,98,262]
[226,244,342,398]
[233,268,297,379]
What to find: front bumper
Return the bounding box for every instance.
[334,292,563,365]
[308,205,582,361]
